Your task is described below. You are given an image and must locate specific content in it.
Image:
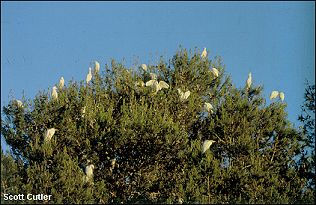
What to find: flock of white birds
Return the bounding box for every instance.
[13,48,287,181]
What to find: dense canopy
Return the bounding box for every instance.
[1,48,314,204]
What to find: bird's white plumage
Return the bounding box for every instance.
[94,61,100,73]
[201,48,207,58]
[204,102,213,114]
[184,91,190,99]
[52,86,58,100]
[15,100,23,108]
[86,67,92,84]
[59,77,65,89]
[45,128,57,142]
[279,92,285,101]
[178,89,190,101]
[246,72,252,89]
[157,81,169,91]
[145,79,157,87]
[141,64,147,71]
[270,91,279,100]
[202,140,216,153]
[211,68,219,78]
[146,79,169,93]
[85,164,95,180]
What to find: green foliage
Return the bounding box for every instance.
[1,48,314,203]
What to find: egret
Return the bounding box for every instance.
[279,92,285,101]
[15,100,23,108]
[204,102,214,114]
[85,164,95,181]
[201,48,207,58]
[211,68,219,78]
[52,86,58,100]
[86,67,92,84]
[44,128,57,142]
[202,140,216,154]
[178,88,190,101]
[270,91,279,100]
[94,61,100,73]
[156,81,169,92]
[141,64,147,72]
[59,77,64,89]
[246,72,252,89]
[146,79,157,87]
[146,79,169,93]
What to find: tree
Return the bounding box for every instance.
[296,82,315,203]
[1,47,314,203]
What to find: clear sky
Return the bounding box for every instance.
[1,2,315,151]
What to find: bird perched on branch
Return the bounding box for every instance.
[178,88,190,101]
[52,86,58,100]
[146,80,169,93]
[204,102,214,114]
[94,61,100,73]
[270,91,279,100]
[279,92,285,101]
[59,77,64,89]
[141,64,147,71]
[202,140,216,154]
[211,67,219,78]
[44,128,57,142]
[85,164,95,182]
[86,67,92,84]
[15,100,23,108]
[246,72,252,90]
[201,48,207,59]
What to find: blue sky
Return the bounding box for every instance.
[1,2,315,151]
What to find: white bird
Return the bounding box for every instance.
[146,79,157,87]
[85,164,95,181]
[279,92,285,101]
[59,77,64,89]
[156,81,169,92]
[15,100,23,108]
[204,102,214,114]
[202,140,216,154]
[201,48,207,58]
[178,88,190,101]
[94,61,100,73]
[141,64,147,71]
[246,72,252,89]
[44,128,57,142]
[270,91,279,100]
[146,79,169,93]
[52,86,58,100]
[86,67,92,84]
[211,67,219,78]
